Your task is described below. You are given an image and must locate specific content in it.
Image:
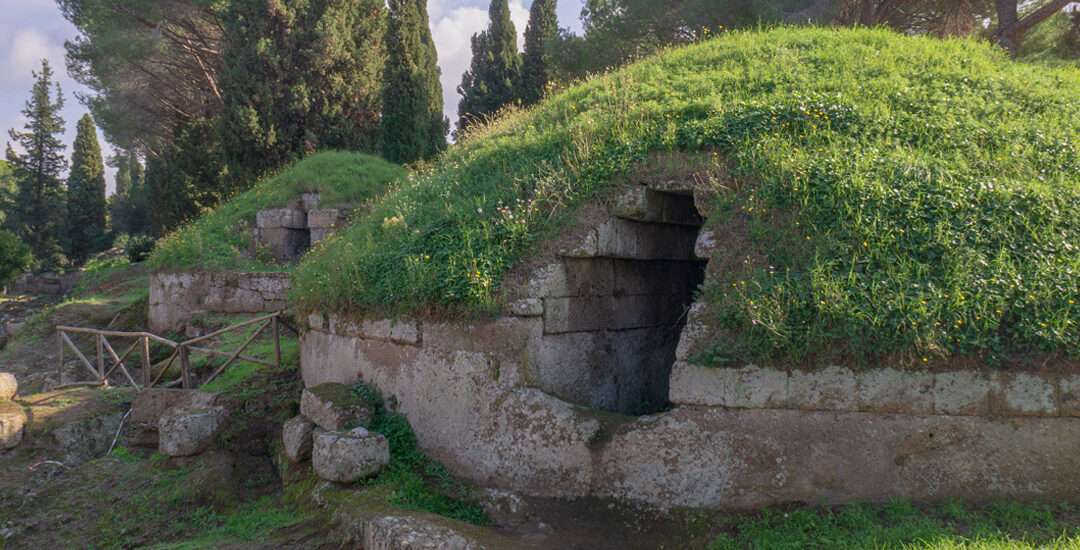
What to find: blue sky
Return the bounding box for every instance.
[0,0,585,194]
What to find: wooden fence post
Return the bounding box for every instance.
[95,334,105,385]
[180,346,191,390]
[273,316,281,368]
[57,331,63,385]
[141,336,151,389]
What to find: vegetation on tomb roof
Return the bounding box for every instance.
[149,151,405,272]
[162,26,1080,368]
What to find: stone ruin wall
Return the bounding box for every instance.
[253,192,345,262]
[297,178,1080,509]
[4,271,82,296]
[149,271,291,333]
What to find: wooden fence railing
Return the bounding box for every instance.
[56,312,282,391]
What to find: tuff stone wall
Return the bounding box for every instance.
[253,193,345,262]
[301,312,1080,509]
[149,271,291,332]
[4,272,82,296]
[298,178,1080,509]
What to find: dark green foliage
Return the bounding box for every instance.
[146,118,229,235]
[125,235,156,263]
[67,114,109,264]
[381,0,448,164]
[0,230,32,287]
[520,0,559,106]
[5,60,68,268]
[456,0,522,134]
[0,160,14,226]
[110,151,151,236]
[219,0,386,184]
[354,380,486,524]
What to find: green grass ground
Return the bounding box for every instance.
[708,500,1080,550]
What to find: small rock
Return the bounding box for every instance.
[0,400,26,449]
[312,427,390,483]
[300,383,375,432]
[283,415,315,462]
[0,373,17,401]
[158,406,228,457]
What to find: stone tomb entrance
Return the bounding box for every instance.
[522,186,707,414]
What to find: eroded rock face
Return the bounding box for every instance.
[0,400,26,449]
[0,373,17,401]
[283,415,315,462]
[312,427,389,483]
[158,406,228,457]
[300,383,374,432]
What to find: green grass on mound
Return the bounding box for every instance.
[150,151,405,272]
[292,27,1080,368]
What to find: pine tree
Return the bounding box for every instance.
[381,0,448,164]
[5,60,68,267]
[456,0,522,134]
[67,114,108,264]
[520,0,558,106]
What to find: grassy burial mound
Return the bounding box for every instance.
[150,151,405,272]
[158,27,1080,370]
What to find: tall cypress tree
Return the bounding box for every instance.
[456,0,521,134]
[520,0,558,106]
[220,0,386,184]
[381,0,448,164]
[5,60,67,267]
[67,114,108,263]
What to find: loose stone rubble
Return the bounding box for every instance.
[312,427,390,483]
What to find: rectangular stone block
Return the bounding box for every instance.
[506,298,543,317]
[613,259,703,296]
[695,228,719,259]
[308,208,343,229]
[786,366,858,411]
[308,313,327,331]
[856,368,934,415]
[256,208,307,229]
[310,228,335,245]
[932,371,993,416]
[255,227,309,261]
[992,372,1057,417]
[614,188,701,226]
[360,318,421,345]
[675,302,709,361]
[669,362,787,408]
[596,220,698,260]
[527,260,613,298]
[1061,375,1080,417]
[543,297,606,334]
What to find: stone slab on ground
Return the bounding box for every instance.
[283,415,315,462]
[158,405,229,456]
[312,427,390,483]
[362,515,482,550]
[0,373,16,401]
[130,388,228,427]
[301,382,375,432]
[0,400,25,449]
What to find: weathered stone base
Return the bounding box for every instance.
[302,324,1080,509]
[149,271,291,332]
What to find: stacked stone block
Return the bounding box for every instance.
[0,373,23,450]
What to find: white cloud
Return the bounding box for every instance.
[431,1,531,129]
[3,27,66,86]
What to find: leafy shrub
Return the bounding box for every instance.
[125,234,156,263]
[0,229,31,286]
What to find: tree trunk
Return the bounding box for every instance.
[995,0,1019,55]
